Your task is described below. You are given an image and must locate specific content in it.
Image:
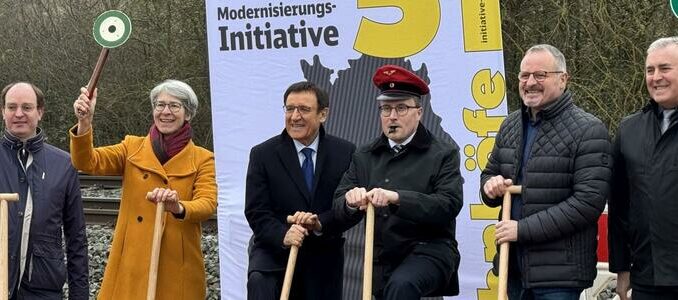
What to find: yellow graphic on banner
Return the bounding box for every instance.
[462,67,507,299]
[461,0,502,52]
[477,225,499,298]
[355,0,440,58]
[471,68,505,109]
[477,270,500,299]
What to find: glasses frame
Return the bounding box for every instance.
[378,104,420,117]
[283,105,315,115]
[153,101,184,113]
[518,71,564,82]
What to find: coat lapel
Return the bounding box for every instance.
[127,136,167,180]
[277,134,312,202]
[128,136,198,179]
[164,141,198,177]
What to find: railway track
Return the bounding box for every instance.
[80,174,217,228]
[79,173,123,189]
[82,196,218,228]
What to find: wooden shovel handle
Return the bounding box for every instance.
[279,245,299,300]
[147,201,165,300]
[363,202,375,300]
[497,185,521,300]
[0,194,18,300]
[0,194,18,201]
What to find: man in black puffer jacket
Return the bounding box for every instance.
[480,44,612,299]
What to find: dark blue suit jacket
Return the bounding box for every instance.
[245,126,354,298]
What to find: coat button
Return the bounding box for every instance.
[19,177,25,183]
[384,178,390,183]
[143,173,149,179]
[18,212,23,217]
[137,216,143,222]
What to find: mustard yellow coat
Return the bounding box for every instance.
[70,128,217,300]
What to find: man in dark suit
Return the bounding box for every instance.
[245,81,355,299]
[609,37,678,300]
[334,65,463,299]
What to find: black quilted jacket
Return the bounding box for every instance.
[480,91,612,288]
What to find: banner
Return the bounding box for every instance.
[205,1,508,298]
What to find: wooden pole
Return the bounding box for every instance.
[77,47,109,116]
[497,185,521,300]
[363,202,375,300]
[147,201,165,300]
[279,245,299,300]
[0,193,19,300]
[86,48,110,97]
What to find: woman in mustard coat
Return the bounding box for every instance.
[70,79,217,299]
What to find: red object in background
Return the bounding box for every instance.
[597,212,609,262]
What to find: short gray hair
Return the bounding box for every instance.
[149,79,199,119]
[647,37,678,54]
[525,44,567,72]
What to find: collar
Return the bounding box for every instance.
[293,133,319,153]
[2,127,45,153]
[648,100,678,119]
[369,123,432,153]
[642,100,678,122]
[521,90,573,121]
[388,131,415,148]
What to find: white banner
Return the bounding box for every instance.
[205,1,509,299]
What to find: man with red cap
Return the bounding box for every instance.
[334,65,463,299]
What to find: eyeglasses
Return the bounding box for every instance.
[3,104,37,113]
[518,71,564,82]
[283,105,315,115]
[154,102,183,113]
[379,104,420,117]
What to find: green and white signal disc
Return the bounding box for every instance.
[93,10,132,48]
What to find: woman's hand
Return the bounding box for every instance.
[73,87,97,135]
[146,188,185,215]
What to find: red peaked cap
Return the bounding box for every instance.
[372,64,430,101]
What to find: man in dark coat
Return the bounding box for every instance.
[0,82,88,299]
[481,45,611,299]
[334,65,463,299]
[245,81,355,299]
[609,36,678,300]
